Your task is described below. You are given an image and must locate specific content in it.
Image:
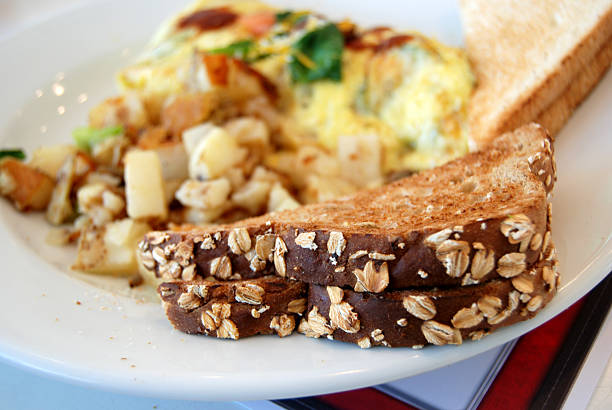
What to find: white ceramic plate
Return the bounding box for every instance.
[0,0,610,401]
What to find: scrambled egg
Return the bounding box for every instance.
[118,0,474,172]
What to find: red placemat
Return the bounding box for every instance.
[313,299,583,410]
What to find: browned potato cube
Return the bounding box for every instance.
[0,158,55,211]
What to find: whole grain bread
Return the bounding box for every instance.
[301,254,559,348]
[461,0,612,147]
[140,124,555,291]
[158,276,307,339]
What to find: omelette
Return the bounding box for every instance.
[118,0,474,172]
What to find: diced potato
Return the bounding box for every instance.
[155,143,189,181]
[337,134,383,187]
[268,183,300,212]
[124,150,167,219]
[181,205,228,224]
[28,144,78,178]
[89,93,148,138]
[82,171,121,187]
[264,146,341,189]
[223,167,246,190]
[77,183,125,226]
[223,117,270,149]
[161,92,218,138]
[302,175,357,204]
[137,126,170,149]
[188,126,247,180]
[46,155,77,224]
[175,178,231,209]
[91,136,129,170]
[0,158,55,211]
[71,219,151,275]
[231,179,271,214]
[182,122,216,155]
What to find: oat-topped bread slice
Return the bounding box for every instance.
[140,123,556,291]
[301,252,559,348]
[158,276,307,340]
[461,0,612,147]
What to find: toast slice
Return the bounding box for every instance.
[301,255,558,348]
[140,123,555,290]
[158,276,307,339]
[461,0,612,147]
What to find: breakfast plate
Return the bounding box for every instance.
[0,0,610,401]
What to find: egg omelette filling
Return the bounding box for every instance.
[118,0,474,173]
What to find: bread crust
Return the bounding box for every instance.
[463,0,612,147]
[158,276,307,339]
[302,256,558,348]
[537,37,612,136]
[140,125,555,291]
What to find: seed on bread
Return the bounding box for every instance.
[329,302,360,333]
[451,304,483,328]
[477,295,503,317]
[349,250,368,259]
[273,237,287,277]
[357,336,372,349]
[511,274,534,293]
[470,247,495,279]
[181,264,197,280]
[295,232,317,250]
[148,232,169,246]
[197,233,216,250]
[421,321,462,345]
[177,291,203,311]
[326,286,344,304]
[299,306,333,338]
[353,261,389,292]
[500,214,535,252]
[497,253,526,278]
[174,241,193,267]
[530,233,543,251]
[140,250,155,270]
[255,234,276,262]
[368,252,396,261]
[403,295,436,320]
[370,329,385,342]
[228,228,251,254]
[235,283,265,305]
[436,240,470,277]
[287,298,307,314]
[527,295,544,312]
[269,314,295,337]
[217,319,239,339]
[542,265,556,291]
[424,228,453,248]
[210,255,232,279]
[327,232,346,256]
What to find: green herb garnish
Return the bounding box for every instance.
[209,40,255,60]
[209,40,272,63]
[289,23,344,83]
[0,149,25,160]
[275,11,293,22]
[73,125,123,151]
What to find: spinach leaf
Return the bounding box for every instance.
[209,40,254,60]
[290,23,344,83]
[275,11,292,22]
[73,125,123,151]
[208,40,272,63]
[0,149,25,160]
